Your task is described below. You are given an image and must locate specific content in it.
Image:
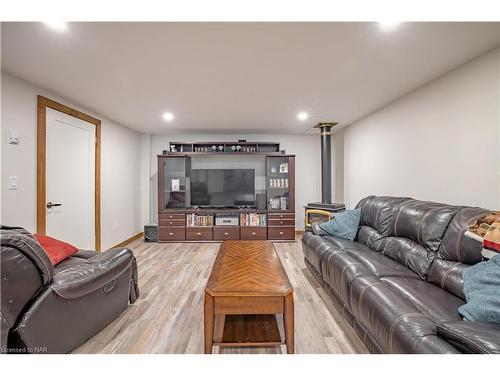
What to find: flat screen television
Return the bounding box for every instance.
[190,169,255,207]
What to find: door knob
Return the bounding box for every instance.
[46,202,62,209]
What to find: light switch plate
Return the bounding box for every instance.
[8,176,18,190]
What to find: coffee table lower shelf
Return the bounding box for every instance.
[214,314,284,348]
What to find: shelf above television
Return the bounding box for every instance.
[161,151,292,157]
[165,141,281,154]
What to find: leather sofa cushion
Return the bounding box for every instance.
[54,255,88,272]
[381,237,434,279]
[302,232,338,277]
[72,249,99,259]
[324,236,370,251]
[355,196,412,252]
[345,248,421,280]
[356,226,385,252]
[356,196,412,235]
[349,276,457,353]
[438,206,489,264]
[389,200,461,251]
[436,321,500,354]
[1,227,53,284]
[380,277,464,323]
[427,258,468,300]
[321,250,373,307]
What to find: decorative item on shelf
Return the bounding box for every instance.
[236,145,241,152]
[171,179,180,192]
[170,145,177,152]
[280,179,285,188]
[281,150,286,154]
[279,163,288,173]
[280,197,287,210]
[269,197,280,210]
[270,179,278,188]
[231,145,236,152]
[211,145,217,152]
[271,167,277,173]
[218,145,224,152]
[180,145,184,152]
[285,178,288,188]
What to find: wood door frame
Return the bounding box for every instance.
[37,95,101,251]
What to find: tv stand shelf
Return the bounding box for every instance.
[158,150,295,242]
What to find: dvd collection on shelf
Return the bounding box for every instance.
[186,214,214,227]
[240,213,267,227]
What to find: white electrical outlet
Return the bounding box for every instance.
[8,130,20,145]
[8,176,18,190]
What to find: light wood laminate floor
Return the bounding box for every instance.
[73,236,368,354]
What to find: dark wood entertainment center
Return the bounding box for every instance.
[158,141,295,242]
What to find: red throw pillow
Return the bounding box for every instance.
[34,234,78,265]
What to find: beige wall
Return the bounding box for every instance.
[343,47,500,209]
[1,72,143,249]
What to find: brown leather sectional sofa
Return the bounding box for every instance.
[1,226,139,354]
[302,196,500,354]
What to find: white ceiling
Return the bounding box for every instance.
[2,22,499,134]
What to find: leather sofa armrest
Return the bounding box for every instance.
[311,223,328,236]
[436,321,500,354]
[52,248,134,299]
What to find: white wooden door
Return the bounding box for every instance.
[46,108,96,249]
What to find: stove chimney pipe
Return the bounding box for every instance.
[314,122,338,204]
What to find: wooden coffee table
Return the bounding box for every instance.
[204,240,294,354]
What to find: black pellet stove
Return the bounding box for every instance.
[304,122,345,231]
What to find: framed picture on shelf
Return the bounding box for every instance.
[171,179,180,192]
[268,197,280,210]
[279,162,288,173]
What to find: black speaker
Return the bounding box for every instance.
[256,193,266,210]
[144,224,158,242]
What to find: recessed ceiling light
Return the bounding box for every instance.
[378,21,401,30]
[43,22,68,32]
[297,112,308,121]
[162,112,174,122]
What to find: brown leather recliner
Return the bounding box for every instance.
[1,226,139,354]
[302,196,500,354]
